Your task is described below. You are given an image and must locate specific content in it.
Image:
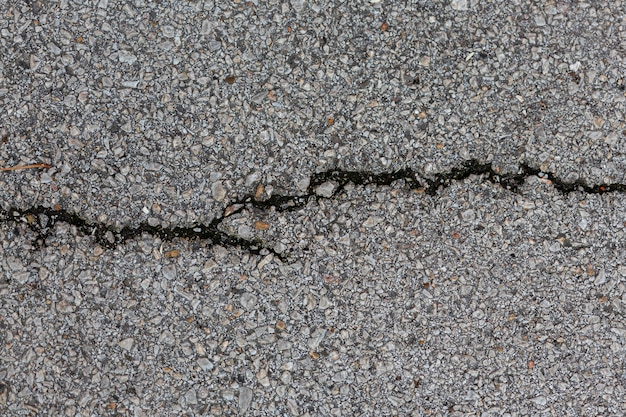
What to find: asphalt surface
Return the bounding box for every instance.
[1,0,625,416]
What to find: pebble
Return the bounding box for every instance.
[211,181,227,202]
[363,216,383,228]
[118,51,137,64]
[240,293,258,310]
[162,264,176,280]
[197,358,214,371]
[118,338,134,351]
[159,330,176,345]
[256,369,270,387]
[287,398,299,415]
[450,0,468,11]
[238,387,253,413]
[222,389,235,401]
[308,328,326,350]
[461,209,476,222]
[315,181,337,198]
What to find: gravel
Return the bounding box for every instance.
[1,177,625,415]
[1,0,625,226]
[1,0,625,416]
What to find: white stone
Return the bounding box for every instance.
[238,387,253,413]
[450,0,468,11]
[211,181,227,201]
[197,358,214,371]
[118,338,134,351]
[363,216,383,228]
[308,328,326,349]
[315,181,336,198]
[118,51,137,64]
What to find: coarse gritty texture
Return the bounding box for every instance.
[1,178,625,416]
[1,0,626,416]
[1,0,625,226]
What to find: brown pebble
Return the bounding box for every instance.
[164,249,180,258]
[254,221,270,231]
[255,185,264,200]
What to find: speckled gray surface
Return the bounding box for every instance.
[1,0,625,416]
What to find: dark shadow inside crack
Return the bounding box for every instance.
[1,159,624,260]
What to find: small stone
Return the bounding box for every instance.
[450,0,468,11]
[222,389,235,400]
[287,398,299,415]
[254,221,270,231]
[245,171,261,187]
[238,225,253,239]
[118,338,134,351]
[118,51,137,64]
[164,249,180,259]
[56,300,75,313]
[257,254,273,270]
[308,328,326,349]
[461,209,476,222]
[535,15,546,27]
[238,387,253,413]
[211,181,227,201]
[592,116,604,128]
[29,54,41,70]
[121,80,139,88]
[531,396,547,406]
[185,388,197,405]
[274,242,287,253]
[200,19,214,36]
[159,330,176,345]
[7,256,24,271]
[297,177,310,192]
[197,358,214,371]
[605,132,618,146]
[363,216,383,228]
[0,381,6,406]
[315,181,337,198]
[161,25,176,38]
[281,371,292,385]
[256,369,270,387]
[162,264,176,280]
[290,0,305,12]
[47,42,61,55]
[240,293,258,310]
[332,371,347,382]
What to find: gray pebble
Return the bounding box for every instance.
[315,181,337,198]
[159,330,176,346]
[162,264,176,280]
[238,387,253,413]
[197,358,214,372]
[118,338,134,351]
[240,293,258,310]
[185,388,197,405]
[211,181,227,202]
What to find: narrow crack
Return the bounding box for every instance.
[2,159,624,260]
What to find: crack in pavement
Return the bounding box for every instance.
[2,159,625,260]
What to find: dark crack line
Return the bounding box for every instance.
[1,204,282,258]
[1,159,624,259]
